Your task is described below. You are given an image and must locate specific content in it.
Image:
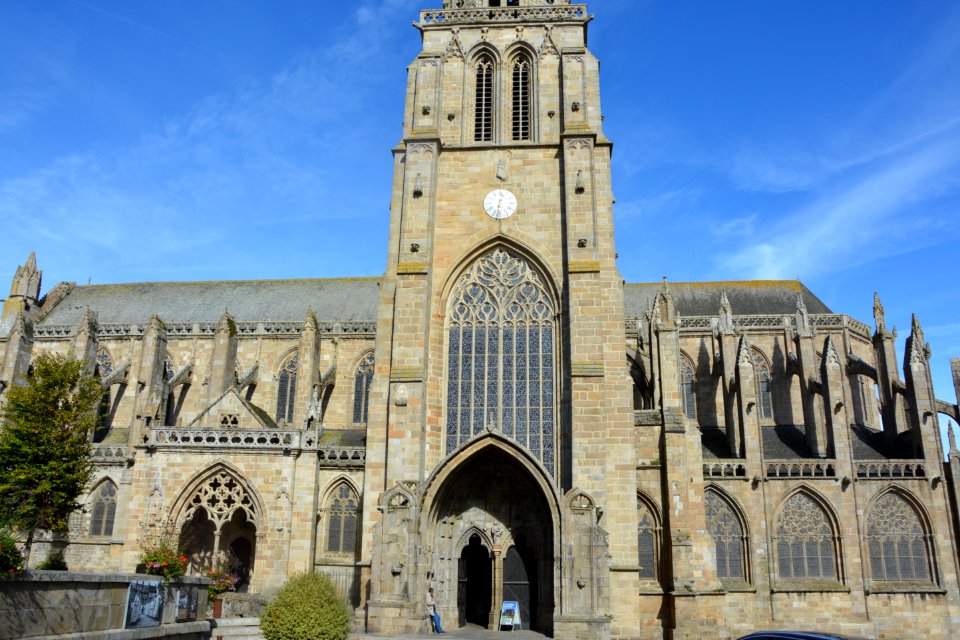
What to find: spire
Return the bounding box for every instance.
[736,334,753,367]
[78,306,98,333]
[303,309,319,332]
[215,310,237,336]
[653,277,676,328]
[795,292,814,337]
[822,335,841,369]
[717,291,735,334]
[907,314,927,365]
[873,292,887,335]
[948,422,959,457]
[8,251,42,302]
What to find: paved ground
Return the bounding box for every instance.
[351,623,547,640]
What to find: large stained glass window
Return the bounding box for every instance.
[705,489,748,583]
[446,248,556,470]
[867,492,932,582]
[776,492,837,581]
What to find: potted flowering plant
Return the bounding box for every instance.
[207,568,240,617]
[140,541,188,585]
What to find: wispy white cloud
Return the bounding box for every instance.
[0,0,416,278]
[716,132,960,279]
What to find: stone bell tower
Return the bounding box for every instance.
[361,1,639,636]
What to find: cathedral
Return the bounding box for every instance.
[3,1,960,638]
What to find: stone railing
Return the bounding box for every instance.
[90,444,128,464]
[703,461,748,479]
[625,314,872,340]
[0,572,208,640]
[149,428,300,450]
[855,460,926,479]
[318,447,366,468]
[421,4,588,26]
[35,320,377,340]
[766,460,837,479]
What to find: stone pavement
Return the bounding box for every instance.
[352,624,547,640]
[210,619,547,640]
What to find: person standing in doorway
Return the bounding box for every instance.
[426,587,445,633]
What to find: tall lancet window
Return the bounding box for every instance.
[511,54,532,141]
[275,353,298,424]
[446,248,556,470]
[680,355,696,420]
[474,54,494,142]
[352,352,375,425]
[753,349,773,420]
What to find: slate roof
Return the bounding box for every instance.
[36,278,381,326]
[850,425,919,460]
[624,281,831,318]
[26,277,831,329]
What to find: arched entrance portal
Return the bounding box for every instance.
[429,443,555,634]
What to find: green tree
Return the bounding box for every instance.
[0,353,102,563]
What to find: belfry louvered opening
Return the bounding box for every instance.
[512,55,532,141]
[474,56,494,142]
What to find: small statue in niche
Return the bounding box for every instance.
[496,159,508,181]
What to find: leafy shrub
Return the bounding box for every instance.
[261,572,349,640]
[0,530,24,576]
[37,552,68,570]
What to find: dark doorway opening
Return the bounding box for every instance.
[503,535,538,630]
[457,535,492,627]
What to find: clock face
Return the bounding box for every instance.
[483,189,518,219]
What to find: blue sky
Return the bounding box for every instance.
[1,1,958,445]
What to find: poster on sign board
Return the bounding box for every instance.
[499,600,522,631]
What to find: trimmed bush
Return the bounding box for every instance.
[261,572,349,640]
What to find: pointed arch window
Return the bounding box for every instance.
[94,349,115,442]
[96,348,113,379]
[775,493,837,581]
[752,350,773,420]
[474,54,495,142]
[352,352,375,425]
[326,484,359,554]
[637,497,661,581]
[446,248,556,470]
[511,53,532,141]
[89,480,118,537]
[867,492,932,582]
[705,489,748,583]
[276,353,298,424]
[680,355,696,420]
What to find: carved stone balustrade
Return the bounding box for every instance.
[703,461,748,479]
[421,5,588,26]
[149,428,300,450]
[855,460,926,479]
[90,444,128,464]
[317,448,366,468]
[765,460,837,479]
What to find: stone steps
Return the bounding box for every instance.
[209,617,264,640]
